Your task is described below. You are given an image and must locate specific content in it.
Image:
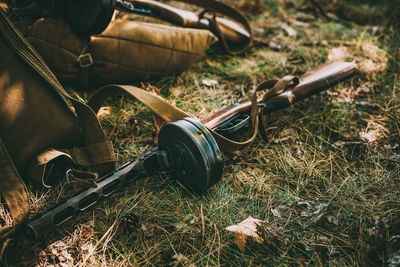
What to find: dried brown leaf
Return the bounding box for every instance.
[142,82,161,96]
[225,216,264,252]
[201,79,219,87]
[153,114,166,143]
[280,23,297,37]
[328,46,349,62]
[359,120,388,143]
[271,208,282,218]
[97,106,113,120]
[169,86,182,97]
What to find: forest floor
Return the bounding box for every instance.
[4,0,400,266]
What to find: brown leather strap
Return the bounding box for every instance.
[178,0,254,55]
[251,76,299,141]
[88,84,190,120]
[87,84,262,152]
[199,10,241,55]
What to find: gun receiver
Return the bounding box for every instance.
[202,61,359,133]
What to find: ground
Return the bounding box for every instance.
[3,0,400,266]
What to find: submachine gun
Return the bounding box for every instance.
[26,61,358,239]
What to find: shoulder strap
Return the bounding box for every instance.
[177,0,254,55]
[87,84,259,152]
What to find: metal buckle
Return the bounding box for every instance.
[65,169,73,184]
[78,53,93,68]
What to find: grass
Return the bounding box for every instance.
[3,0,400,266]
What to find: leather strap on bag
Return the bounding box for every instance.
[178,0,254,55]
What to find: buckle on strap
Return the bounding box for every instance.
[78,53,93,68]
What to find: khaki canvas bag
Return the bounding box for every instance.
[26,16,217,86]
[0,5,116,252]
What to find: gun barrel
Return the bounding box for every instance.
[26,149,160,239]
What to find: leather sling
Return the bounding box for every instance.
[177,0,254,55]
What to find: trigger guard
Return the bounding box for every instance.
[158,118,223,194]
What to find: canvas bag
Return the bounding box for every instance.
[26,16,218,86]
[23,0,255,87]
[0,4,116,246]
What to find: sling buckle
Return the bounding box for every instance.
[78,53,93,68]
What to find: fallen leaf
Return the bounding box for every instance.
[294,12,315,23]
[327,215,339,225]
[292,20,311,27]
[174,221,188,231]
[48,240,74,265]
[271,208,281,218]
[273,128,298,143]
[355,82,373,95]
[225,216,264,251]
[169,86,182,97]
[359,59,387,75]
[202,78,218,87]
[170,253,191,267]
[97,106,112,120]
[328,46,349,62]
[359,120,388,143]
[361,43,384,59]
[81,242,95,254]
[358,43,387,76]
[297,201,328,224]
[142,82,161,95]
[280,23,297,37]
[153,114,166,143]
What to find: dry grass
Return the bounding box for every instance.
[3,0,400,266]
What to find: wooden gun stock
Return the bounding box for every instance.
[117,0,250,43]
[202,61,359,131]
